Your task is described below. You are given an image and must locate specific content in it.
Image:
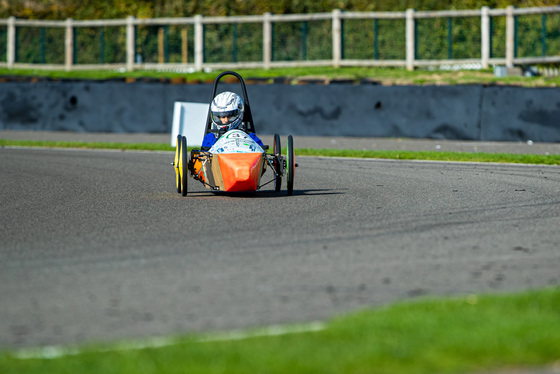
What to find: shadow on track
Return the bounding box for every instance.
[182,188,345,198]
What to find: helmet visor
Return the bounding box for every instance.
[212,108,240,126]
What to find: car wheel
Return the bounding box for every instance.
[287,135,295,196]
[181,136,188,196]
[175,134,182,193]
[273,133,282,192]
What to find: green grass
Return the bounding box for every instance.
[297,148,560,165]
[1,66,560,87]
[1,288,559,374]
[2,139,559,165]
[0,139,175,152]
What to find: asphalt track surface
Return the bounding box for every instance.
[1,134,560,351]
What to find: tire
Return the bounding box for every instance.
[273,133,282,192]
[181,136,188,196]
[287,135,295,196]
[175,134,182,193]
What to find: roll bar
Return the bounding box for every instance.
[203,71,257,138]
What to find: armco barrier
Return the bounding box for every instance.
[0,79,558,142]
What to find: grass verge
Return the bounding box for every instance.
[1,288,559,374]
[1,66,560,87]
[298,148,560,165]
[2,138,560,165]
[0,139,175,152]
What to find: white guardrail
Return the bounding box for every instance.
[0,5,559,72]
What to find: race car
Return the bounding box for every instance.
[173,71,296,196]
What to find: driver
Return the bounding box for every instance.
[202,91,264,148]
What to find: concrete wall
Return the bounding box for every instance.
[0,79,559,142]
[480,86,560,142]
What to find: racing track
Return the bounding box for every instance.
[1,147,560,349]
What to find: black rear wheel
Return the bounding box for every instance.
[181,136,188,196]
[287,135,295,196]
[273,133,282,192]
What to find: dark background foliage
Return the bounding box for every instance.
[1,0,558,20]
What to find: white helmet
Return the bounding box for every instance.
[210,92,244,131]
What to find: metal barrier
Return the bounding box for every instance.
[0,5,559,72]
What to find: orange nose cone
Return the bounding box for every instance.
[217,153,263,192]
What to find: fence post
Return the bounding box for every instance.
[406,8,415,71]
[158,27,164,64]
[7,16,15,68]
[100,27,105,64]
[373,19,379,60]
[181,28,188,63]
[65,18,74,71]
[194,15,203,71]
[505,5,514,67]
[301,21,307,60]
[332,9,341,68]
[447,17,453,59]
[126,16,135,71]
[481,6,490,69]
[263,12,271,70]
[233,23,238,62]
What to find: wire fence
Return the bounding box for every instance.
[342,17,406,61]
[0,5,559,72]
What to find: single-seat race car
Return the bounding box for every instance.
[173,71,296,196]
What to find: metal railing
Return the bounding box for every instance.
[0,5,559,72]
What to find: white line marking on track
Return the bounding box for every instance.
[11,321,326,360]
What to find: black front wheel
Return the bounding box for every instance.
[175,134,182,193]
[287,135,295,196]
[273,133,282,192]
